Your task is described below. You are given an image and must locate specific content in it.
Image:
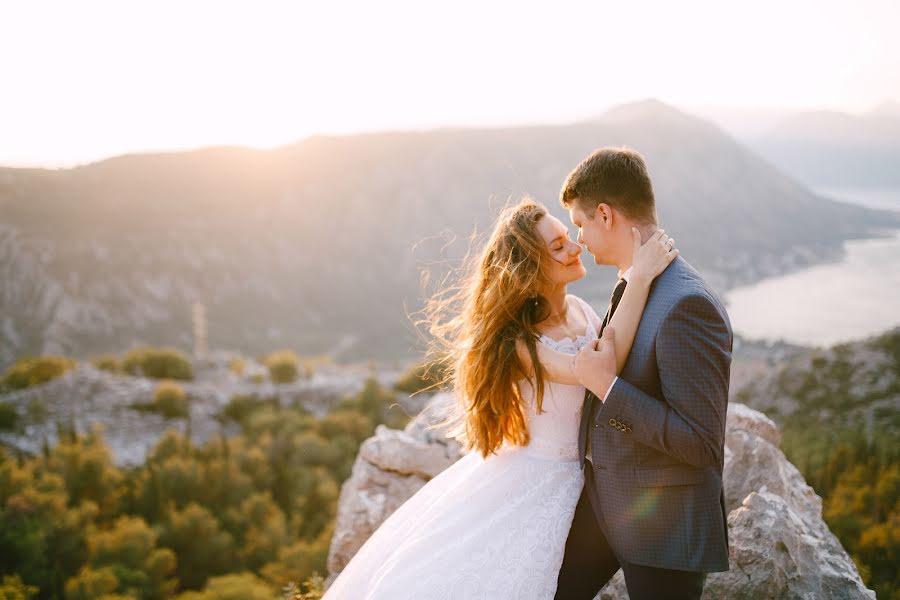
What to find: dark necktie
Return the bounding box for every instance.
[583,276,628,463]
[599,278,628,337]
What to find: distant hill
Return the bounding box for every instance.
[1,100,896,368]
[750,106,900,188]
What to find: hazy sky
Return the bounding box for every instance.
[2,0,898,167]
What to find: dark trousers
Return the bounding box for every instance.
[555,465,706,600]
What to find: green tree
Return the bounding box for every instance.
[67,515,177,600]
[262,529,331,595]
[0,362,425,600]
[174,572,275,600]
[42,424,123,519]
[231,492,289,570]
[157,503,237,590]
[856,511,899,599]
[0,574,39,600]
[64,566,120,600]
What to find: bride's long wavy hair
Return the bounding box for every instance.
[423,197,557,458]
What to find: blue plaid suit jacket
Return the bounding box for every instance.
[578,255,732,573]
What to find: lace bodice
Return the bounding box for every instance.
[513,295,602,461]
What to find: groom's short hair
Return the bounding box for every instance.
[560,147,657,224]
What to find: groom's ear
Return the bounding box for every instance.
[596,203,613,228]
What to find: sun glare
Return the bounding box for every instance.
[1,0,897,167]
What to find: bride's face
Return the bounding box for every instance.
[537,214,586,286]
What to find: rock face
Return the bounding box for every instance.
[327,397,874,599]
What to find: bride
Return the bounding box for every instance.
[322,198,677,599]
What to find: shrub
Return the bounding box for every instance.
[222,394,277,425]
[0,402,18,431]
[283,575,325,600]
[152,380,189,419]
[25,397,48,424]
[299,355,332,378]
[91,354,121,373]
[339,378,410,430]
[174,572,274,600]
[122,347,193,380]
[1,355,76,391]
[228,357,246,376]
[263,350,301,384]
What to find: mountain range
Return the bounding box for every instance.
[1,99,896,368]
[739,103,900,189]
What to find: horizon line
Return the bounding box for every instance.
[2,97,897,171]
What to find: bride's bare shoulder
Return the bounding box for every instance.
[567,294,602,328]
[566,294,599,315]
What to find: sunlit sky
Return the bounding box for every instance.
[2,0,898,168]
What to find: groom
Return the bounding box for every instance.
[555,147,732,600]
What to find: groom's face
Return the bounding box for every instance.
[569,203,615,266]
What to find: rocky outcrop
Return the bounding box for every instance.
[326,394,462,576]
[0,360,379,465]
[327,397,875,599]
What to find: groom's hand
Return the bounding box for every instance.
[573,326,618,401]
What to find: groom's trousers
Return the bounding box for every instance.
[555,464,707,600]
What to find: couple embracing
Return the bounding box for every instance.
[324,147,733,600]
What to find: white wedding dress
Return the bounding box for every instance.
[323,296,602,600]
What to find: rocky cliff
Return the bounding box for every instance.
[327,395,874,599]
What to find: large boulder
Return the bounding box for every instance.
[326,399,874,598]
[326,393,462,576]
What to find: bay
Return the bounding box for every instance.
[725,187,900,347]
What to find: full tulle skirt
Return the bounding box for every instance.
[323,446,584,600]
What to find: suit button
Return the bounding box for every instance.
[609,418,616,427]
[625,427,632,433]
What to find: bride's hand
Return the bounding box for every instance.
[630,227,678,285]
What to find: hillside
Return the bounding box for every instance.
[733,327,900,451]
[1,100,896,368]
[732,327,900,598]
[750,107,900,188]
